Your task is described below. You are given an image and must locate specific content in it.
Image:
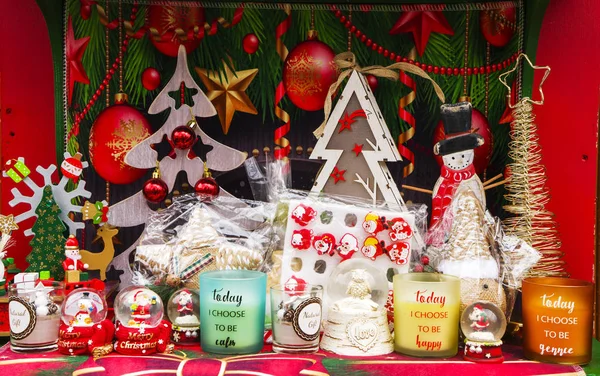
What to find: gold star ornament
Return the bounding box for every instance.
[0,214,18,234]
[195,62,258,134]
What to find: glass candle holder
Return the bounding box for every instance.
[9,281,64,352]
[522,277,594,365]
[270,284,323,354]
[393,273,460,357]
[200,270,266,354]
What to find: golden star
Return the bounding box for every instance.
[196,62,258,135]
[0,214,18,234]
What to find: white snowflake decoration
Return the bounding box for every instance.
[172,331,180,342]
[3,153,91,236]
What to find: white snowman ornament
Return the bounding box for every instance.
[430,102,485,232]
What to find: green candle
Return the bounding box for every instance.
[200,270,266,354]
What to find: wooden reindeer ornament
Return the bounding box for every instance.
[80,225,119,280]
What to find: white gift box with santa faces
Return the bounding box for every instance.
[281,198,415,316]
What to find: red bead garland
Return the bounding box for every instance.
[68,3,139,139]
[331,5,520,76]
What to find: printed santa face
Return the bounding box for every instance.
[362,212,385,235]
[336,234,359,261]
[388,217,413,241]
[284,275,307,295]
[290,204,317,226]
[360,236,384,260]
[386,242,410,265]
[312,233,336,256]
[291,229,312,250]
[178,292,192,306]
[442,150,475,171]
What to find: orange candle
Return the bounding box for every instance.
[522,277,594,365]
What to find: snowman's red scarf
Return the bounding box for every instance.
[429,164,476,231]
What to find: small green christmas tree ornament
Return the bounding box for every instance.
[26,186,67,279]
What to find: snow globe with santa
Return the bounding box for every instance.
[58,288,114,356]
[460,301,507,363]
[167,288,200,344]
[113,286,173,355]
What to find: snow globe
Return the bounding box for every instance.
[58,288,114,356]
[113,286,173,355]
[167,288,200,344]
[460,301,507,363]
[319,259,393,356]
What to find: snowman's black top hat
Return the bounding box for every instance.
[434,102,484,156]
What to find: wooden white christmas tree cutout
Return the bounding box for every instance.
[107,45,246,228]
[310,70,405,209]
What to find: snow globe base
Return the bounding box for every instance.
[172,325,199,345]
[463,340,504,363]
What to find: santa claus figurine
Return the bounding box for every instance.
[429,102,485,241]
[130,291,155,326]
[469,304,490,331]
[313,233,336,256]
[361,237,385,260]
[177,290,194,318]
[62,235,89,272]
[336,234,359,261]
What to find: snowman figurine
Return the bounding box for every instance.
[430,102,485,237]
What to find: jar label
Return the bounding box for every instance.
[9,296,36,340]
[292,297,322,341]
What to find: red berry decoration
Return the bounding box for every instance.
[171,125,196,149]
[366,74,378,92]
[414,264,424,272]
[243,33,260,54]
[143,178,168,203]
[141,67,161,91]
[283,39,338,111]
[195,164,220,200]
[421,255,430,266]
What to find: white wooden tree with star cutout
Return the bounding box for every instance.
[310,70,406,209]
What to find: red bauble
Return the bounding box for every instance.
[142,67,161,91]
[366,74,378,92]
[147,6,205,57]
[433,108,493,174]
[61,154,83,182]
[143,178,168,203]
[283,39,337,111]
[171,126,196,149]
[479,8,516,48]
[89,99,152,184]
[194,177,220,200]
[243,33,260,54]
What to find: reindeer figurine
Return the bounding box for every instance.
[80,225,119,280]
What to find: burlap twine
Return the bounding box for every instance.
[314,51,445,138]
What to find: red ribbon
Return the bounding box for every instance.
[274,6,292,162]
[397,70,417,177]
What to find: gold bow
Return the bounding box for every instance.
[314,51,445,138]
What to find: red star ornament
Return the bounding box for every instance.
[338,113,355,133]
[330,166,346,184]
[389,8,454,56]
[66,16,91,105]
[352,143,363,156]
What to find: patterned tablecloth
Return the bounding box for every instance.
[0,343,585,376]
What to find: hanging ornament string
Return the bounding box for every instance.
[105,0,111,206]
[397,48,417,178]
[499,54,566,277]
[462,5,470,98]
[67,2,139,140]
[274,4,292,162]
[331,5,520,76]
[92,3,244,41]
[314,51,445,138]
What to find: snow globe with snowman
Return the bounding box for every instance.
[58,288,114,356]
[167,288,200,344]
[460,301,507,363]
[113,286,173,355]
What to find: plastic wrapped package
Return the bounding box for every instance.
[133,193,277,302]
[426,184,540,321]
[270,190,428,321]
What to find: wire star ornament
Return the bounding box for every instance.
[195,61,259,135]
